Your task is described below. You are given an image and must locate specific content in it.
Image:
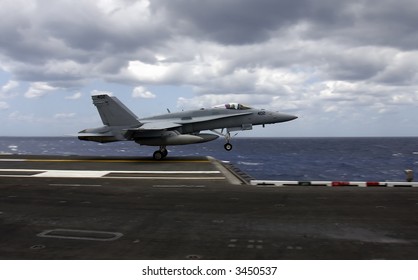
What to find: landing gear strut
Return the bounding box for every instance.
[223,130,234,151]
[153,146,168,160]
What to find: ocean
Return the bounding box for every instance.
[1,137,417,182]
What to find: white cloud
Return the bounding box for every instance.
[24,82,58,98]
[8,111,35,122]
[54,112,76,119]
[132,86,156,99]
[0,80,19,99]
[177,94,273,110]
[126,61,170,83]
[0,101,9,110]
[2,80,18,93]
[65,92,82,100]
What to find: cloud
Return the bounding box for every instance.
[24,82,58,98]
[0,101,9,110]
[1,0,418,136]
[151,0,350,45]
[2,80,18,93]
[0,80,19,100]
[65,92,82,100]
[2,1,417,89]
[8,111,35,122]
[177,94,274,110]
[132,86,156,99]
[54,112,76,119]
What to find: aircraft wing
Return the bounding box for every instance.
[123,121,182,140]
[138,121,182,130]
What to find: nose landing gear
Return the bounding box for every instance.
[224,130,233,151]
[212,129,234,152]
[224,143,233,151]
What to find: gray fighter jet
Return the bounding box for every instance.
[78,94,297,159]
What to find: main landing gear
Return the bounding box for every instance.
[153,146,168,160]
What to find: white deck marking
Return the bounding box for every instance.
[0,168,224,180]
[153,185,206,188]
[37,229,123,241]
[34,170,110,178]
[107,170,220,174]
[49,184,103,187]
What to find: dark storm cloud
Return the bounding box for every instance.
[0,0,417,94]
[1,0,418,137]
[153,0,418,50]
[299,0,418,50]
[151,0,341,45]
[358,0,418,50]
[0,0,169,81]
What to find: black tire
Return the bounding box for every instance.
[224,143,233,151]
[153,151,164,160]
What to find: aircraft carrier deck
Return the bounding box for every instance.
[1,154,418,260]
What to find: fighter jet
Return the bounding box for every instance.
[78,94,297,160]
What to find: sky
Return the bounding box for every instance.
[1,0,418,137]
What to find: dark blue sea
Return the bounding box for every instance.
[1,137,418,182]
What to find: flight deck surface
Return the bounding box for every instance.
[0,154,418,259]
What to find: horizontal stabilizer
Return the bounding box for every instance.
[77,132,114,137]
[77,126,120,143]
[77,132,119,143]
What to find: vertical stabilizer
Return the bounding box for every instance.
[92,95,140,126]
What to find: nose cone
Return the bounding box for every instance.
[275,112,298,123]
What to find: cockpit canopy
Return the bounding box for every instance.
[213,103,252,110]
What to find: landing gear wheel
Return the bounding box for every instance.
[153,147,168,160]
[153,151,164,160]
[224,143,233,151]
